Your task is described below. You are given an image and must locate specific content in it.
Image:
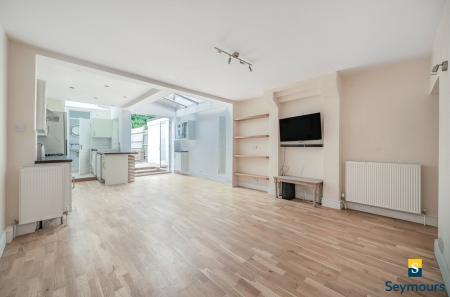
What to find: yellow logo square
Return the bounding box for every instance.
[408,259,422,269]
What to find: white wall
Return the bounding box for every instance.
[341,57,439,221]
[0,24,8,254]
[111,107,131,151]
[176,101,232,184]
[433,0,450,290]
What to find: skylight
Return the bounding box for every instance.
[161,93,203,109]
[66,100,108,110]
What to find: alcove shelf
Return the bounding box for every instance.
[234,113,269,122]
[234,134,269,140]
[234,172,269,180]
[233,112,271,190]
[233,154,269,159]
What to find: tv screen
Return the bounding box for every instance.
[279,113,322,142]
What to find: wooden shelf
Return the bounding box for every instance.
[234,113,269,122]
[234,172,269,180]
[234,134,269,140]
[234,155,269,159]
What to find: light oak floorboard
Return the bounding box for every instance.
[0,174,445,297]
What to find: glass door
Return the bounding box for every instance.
[147,118,170,171]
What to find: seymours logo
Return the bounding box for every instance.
[384,259,446,294]
[408,259,422,277]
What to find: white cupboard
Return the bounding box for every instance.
[102,154,129,185]
[174,152,189,174]
[92,118,113,138]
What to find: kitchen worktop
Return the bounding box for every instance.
[96,150,137,155]
[35,155,73,164]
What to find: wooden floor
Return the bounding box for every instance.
[0,174,445,297]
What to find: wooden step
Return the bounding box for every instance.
[135,170,170,177]
[135,167,159,172]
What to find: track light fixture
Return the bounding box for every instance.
[432,60,448,74]
[214,47,253,72]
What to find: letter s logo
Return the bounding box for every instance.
[410,263,419,274]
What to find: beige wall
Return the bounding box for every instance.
[0,25,7,240]
[340,58,439,219]
[6,40,37,225]
[233,74,342,208]
[233,96,274,191]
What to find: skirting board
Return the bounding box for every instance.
[236,181,269,192]
[0,229,5,257]
[321,197,342,209]
[15,222,37,237]
[347,202,438,227]
[435,239,450,296]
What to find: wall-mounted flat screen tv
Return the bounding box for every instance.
[279,113,322,142]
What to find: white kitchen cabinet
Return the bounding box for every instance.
[174,152,189,174]
[36,80,47,135]
[102,154,129,185]
[90,150,97,175]
[96,153,103,181]
[92,118,113,138]
[175,120,195,140]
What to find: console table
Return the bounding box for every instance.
[274,175,323,207]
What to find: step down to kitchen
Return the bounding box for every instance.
[134,166,169,177]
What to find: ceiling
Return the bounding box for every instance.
[0,0,445,100]
[36,56,156,107]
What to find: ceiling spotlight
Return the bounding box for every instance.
[214,46,254,72]
[123,96,128,99]
[69,86,75,90]
[94,97,99,100]
[104,84,110,88]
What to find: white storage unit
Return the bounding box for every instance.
[102,154,129,185]
[174,151,189,174]
[96,153,103,181]
[90,150,97,175]
[92,118,113,138]
[175,120,195,140]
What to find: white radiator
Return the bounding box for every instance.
[19,165,65,224]
[345,161,421,214]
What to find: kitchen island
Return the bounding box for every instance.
[95,151,136,185]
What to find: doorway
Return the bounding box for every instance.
[131,115,170,176]
[68,110,95,179]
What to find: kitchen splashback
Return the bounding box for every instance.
[91,137,112,150]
